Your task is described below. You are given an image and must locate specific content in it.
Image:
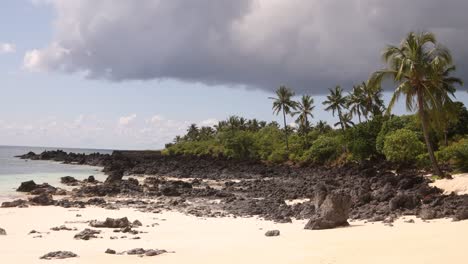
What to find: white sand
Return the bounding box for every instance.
[431,173,468,195]
[1,206,468,264]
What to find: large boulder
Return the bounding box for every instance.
[304,190,351,230]
[16,180,37,192]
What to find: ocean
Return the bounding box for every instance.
[0,145,113,201]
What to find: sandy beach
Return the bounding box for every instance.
[1,205,468,264]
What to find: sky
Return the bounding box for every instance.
[1,0,467,150]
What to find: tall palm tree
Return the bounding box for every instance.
[269,86,297,150]
[323,85,348,130]
[361,81,385,119]
[292,95,315,133]
[370,31,462,177]
[429,65,463,146]
[347,85,365,123]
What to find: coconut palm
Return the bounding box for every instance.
[369,31,462,177]
[185,124,199,141]
[315,120,331,133]
[347,85,366,123]
[335,112,354,129]
[323,85,348,130]
[269,86,298,150]
[292,95,315,133]
[359,81,385,119]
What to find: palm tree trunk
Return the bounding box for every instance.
[417,90,444,177]
[282,107,289,150]
[338,109,345,130]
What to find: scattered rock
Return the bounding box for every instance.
[40,251,78,260]
[29,193,54,206]
[132,220,142,227]
[126,248,167,257]
[0,228,6,235]
[87,175,96,183]
[61,176,79,185]
[74,228,101,240]
[90,217,131,228]
[1,199,27,208]
[105,249,116,254]
[404,219,415,223]
[264,230,280,237]
[51,225,75,231]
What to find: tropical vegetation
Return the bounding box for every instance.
[163,31,466,175]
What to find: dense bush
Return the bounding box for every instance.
[437,138,468,172]
[301,135,344,164]
[219,131,258,160]
[345,117,383,161]
[376,115,419,153]
[382,129,425,163]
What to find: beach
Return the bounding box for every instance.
[1,205,468,264]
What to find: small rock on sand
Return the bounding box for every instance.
[40,251,78,260]
[105,249,116,254]
[74,229,101,240]
[0,228,6,235]
[265,230,280,237]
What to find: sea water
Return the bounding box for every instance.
[0,145,112,201]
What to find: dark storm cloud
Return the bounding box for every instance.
[26,0,468,93]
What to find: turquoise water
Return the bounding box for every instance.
[0,145,113,201]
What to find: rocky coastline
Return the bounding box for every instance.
[9,150,468,227]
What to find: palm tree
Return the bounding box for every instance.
[323,85,348,130]
[361,81,385,119]
[269,86,297,150]
[429,65,463,146]
[185,124,199,141]
[335,112,354,129]
[347,85,365,123]
[370,31,462,177]
[315,120,331,133]
[292,95,315,133]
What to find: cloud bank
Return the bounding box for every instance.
[0,114,217,150]
[25,0,468,93]
[0,43,15,54]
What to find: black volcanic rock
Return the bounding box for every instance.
[16,180,37,192]
[29,193,54,206]
[40,251,78,260]
[305,191,351,230]
[90,217,131,228]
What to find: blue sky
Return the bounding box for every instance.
[1,1,467,150]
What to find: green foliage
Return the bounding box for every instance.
[382,129,425,163]
[345,117,383,161]
[301,135,344,164]
[219,130,258,160]
[376,115,419,153]
[253,126,287,162]
[164,139,223,157]
[437,138,468,172]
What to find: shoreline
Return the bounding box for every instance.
[1,205,468,264]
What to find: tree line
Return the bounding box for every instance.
[164,32,467,177]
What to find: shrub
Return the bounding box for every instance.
[219,131,258,160]
[382,129,425,163]
[301,135,343,164]
[437,138,468,172]
[345,117,383,161]
[376,115,419,153]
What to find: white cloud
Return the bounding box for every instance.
[199,118,218,127]
[118,114,137,126]
[0,43,15,54]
